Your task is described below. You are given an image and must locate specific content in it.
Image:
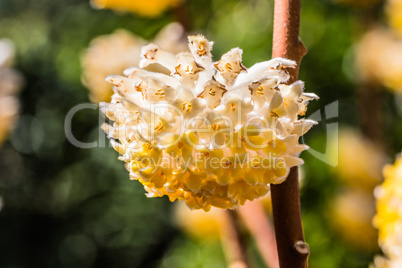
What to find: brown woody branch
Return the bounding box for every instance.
[271,168,308,267]
[272,0,307,80]
[271,0,309,267]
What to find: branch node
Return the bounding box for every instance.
[298,38,308,58]
[294,241,309,255]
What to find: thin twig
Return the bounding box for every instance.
[173,1,192,32]
[221,210,249,268]
[357,83,385,150]
[356,7,386,152]
[271,0,309,267]
[238,200,279,268]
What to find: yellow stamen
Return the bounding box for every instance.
[178,141,184,149]
[211,124,221,131]
[183,102,192,112]
[154,121,164,132]
[198,43,206,56]
[256,85,264,95]
[230,103,237,111]
[270,111,279,118]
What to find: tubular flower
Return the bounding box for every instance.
[90,0,181,17]
[82,23,187,103]
[100,35,318,210]
[372,154,402,267]
[0,39,21,146]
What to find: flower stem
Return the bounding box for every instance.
[271,0,309,267]
[173,1,192,32]
[357,82,385,150]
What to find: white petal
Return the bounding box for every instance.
[301,92,319,100]
[292,119,318,136]
[197,80,227,109]
[269,92,283,110]
[286,81,304,100]
[283,155,304,167]
[139,43,176,72]
[214,47,246,85]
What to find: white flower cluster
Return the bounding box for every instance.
[100,35,318,210]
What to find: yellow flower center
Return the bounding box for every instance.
[178,141,184,149]
[222,159,232,168]
[230,103,237,111]
[154,121,164,132]
[155,88,165,99]
[270,111,279,118]
[256,85,264,95]
[198,43,206,56]
[183,101,192,112]
[211,124,221,131]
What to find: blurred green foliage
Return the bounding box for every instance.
[0,0,401,267]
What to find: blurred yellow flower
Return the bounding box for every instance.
[82,23,187,103]
[355,28,402,93]
[100,35,318,210]
[386,0,402,38]
[91,0,181,17]
[174,201,226,240]
[82,30,144,103]
[374,154,402,262]
[331,128,387,192]
[371,255,402,268]
[330,189,378,251]
[0,39,21,146]
[329,129,385,251]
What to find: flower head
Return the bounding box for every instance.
[100,35,318,210]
